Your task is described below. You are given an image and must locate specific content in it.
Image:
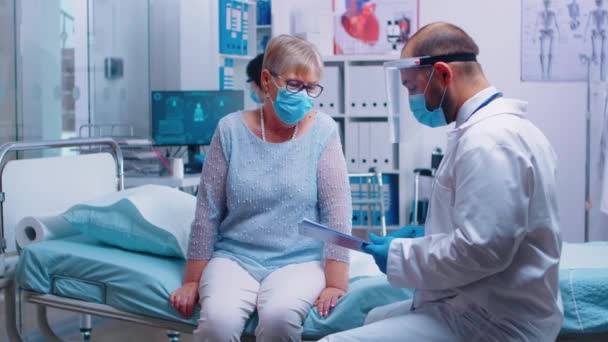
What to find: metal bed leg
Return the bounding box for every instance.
[80,314,92,341]
[4,278,24,342]
[167,330,180,342]
[36,304,63,342]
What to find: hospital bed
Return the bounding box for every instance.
[3,139,608,341]
[0,138,409,342]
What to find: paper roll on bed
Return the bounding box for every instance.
[15,216,78,247]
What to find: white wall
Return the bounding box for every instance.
[179,0,218,90]
[150,0,181,91]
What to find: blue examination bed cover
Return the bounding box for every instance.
[17,237,608,336]
[16,235,412,339]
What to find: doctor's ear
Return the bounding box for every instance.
[433,62,453,86]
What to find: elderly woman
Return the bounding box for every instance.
[170,35,352,342]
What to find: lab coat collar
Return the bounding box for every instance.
[453,97,527,132]
[455,86,499,128]
[445,97,528,148]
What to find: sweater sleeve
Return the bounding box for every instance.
[317,131,352,263]
[186,131,228,260]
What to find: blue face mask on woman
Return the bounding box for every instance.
[269,78,313,125]
[408,69,448,128]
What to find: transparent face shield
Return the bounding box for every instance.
[384,57,429,143]
[383,53,478,143]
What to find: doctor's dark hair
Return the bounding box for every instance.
[246,53,264,88]
[406,22,481,75]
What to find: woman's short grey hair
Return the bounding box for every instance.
[262,35,323,79]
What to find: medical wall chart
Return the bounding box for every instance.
[334,0,419,55]
[522,0,607,82]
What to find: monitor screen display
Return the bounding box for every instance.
[151,90,244,146]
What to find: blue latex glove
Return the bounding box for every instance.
[362,226,424,274]
[362,233,394,274]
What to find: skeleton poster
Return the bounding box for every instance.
[522,0,607,82]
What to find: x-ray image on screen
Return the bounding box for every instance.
[151,90,244,146]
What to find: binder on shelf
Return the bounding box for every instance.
[358,122,371,171]
[345,121,360,171]
[348,65,388,116]
[349,174,397,227]
[370,121,394,171]
[314,65,341,115]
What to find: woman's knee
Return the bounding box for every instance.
[194,306,247,341]
[256,306,304,338]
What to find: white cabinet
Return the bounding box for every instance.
[323,55,407,229]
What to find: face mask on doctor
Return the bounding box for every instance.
[408,68,448,128]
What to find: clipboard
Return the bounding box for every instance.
[298,218,369,251]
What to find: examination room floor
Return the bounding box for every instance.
[0,292,194,342]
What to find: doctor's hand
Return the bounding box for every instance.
[362,233,397,274]
[314,287,346,318]
[170,282,199,318]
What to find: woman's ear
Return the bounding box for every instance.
[260,69,272,93]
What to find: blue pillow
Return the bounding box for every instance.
[63,185,196,258]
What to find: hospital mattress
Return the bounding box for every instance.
[18,237,607,337]
[559,242,608,334]
[15,235,412,338]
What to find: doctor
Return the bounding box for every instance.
[321,22,563,341]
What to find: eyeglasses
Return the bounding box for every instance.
[270,72,324,98]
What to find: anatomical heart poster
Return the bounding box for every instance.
[334,0,419,55]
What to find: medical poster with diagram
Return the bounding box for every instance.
[333,0,419,55]
[522,0,608,82]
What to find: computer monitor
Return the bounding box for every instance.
[151,90,244,172]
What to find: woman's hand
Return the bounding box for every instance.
[170,282,199,318]
[314,286,346,318]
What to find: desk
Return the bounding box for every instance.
[125,174,201,189]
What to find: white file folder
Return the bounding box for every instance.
[299,219,369,251]
[315,66,341,115]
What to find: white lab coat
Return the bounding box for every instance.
[320,97,563,342]
[385,97,563,340]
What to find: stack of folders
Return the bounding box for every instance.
[350,175,398,228]
[117,138,162,177]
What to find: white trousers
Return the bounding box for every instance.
[193,257,325,342]
[319,299,516,342]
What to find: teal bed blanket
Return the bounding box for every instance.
[16,237,608,337]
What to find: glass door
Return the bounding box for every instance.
[15,0,90,146]
[88,0,150,138]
